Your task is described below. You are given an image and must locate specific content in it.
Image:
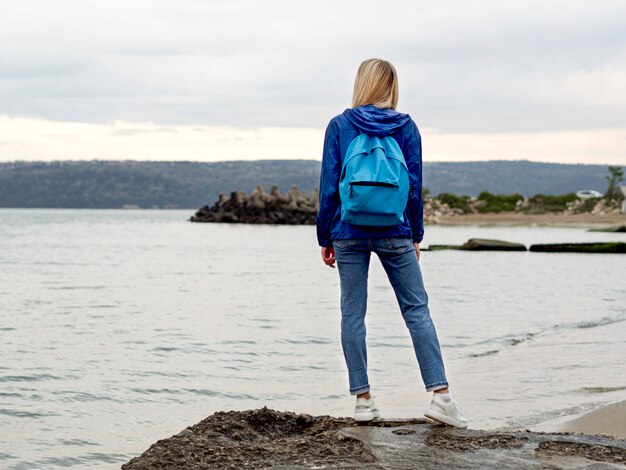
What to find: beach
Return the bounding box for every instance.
[534,400,626,440]
[435,212,626,227]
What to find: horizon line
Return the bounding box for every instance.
[1,158,623,167]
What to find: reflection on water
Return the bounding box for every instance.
[1,209,625,468]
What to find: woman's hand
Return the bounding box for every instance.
[321,246,336,268]
[413,242,421,261]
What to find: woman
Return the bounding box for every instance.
[316,58,467,428]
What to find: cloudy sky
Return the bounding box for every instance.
[1,0,625,164]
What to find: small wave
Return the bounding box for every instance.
[49,285,106,290]
[574,316,625,329]
[220,340,256,345]
[321,394,344,400]
[0,409,56,418]
[34,452,130,467]
[224,358,254,364]
[33,456,83,466]
[59,438,99,447]
[130,387,182,395]
[469,349,500,358]
[121,339,148,345]
[52,390,120,403]
[229,350,260,356]
[183,388,255,400]
[0,373,61,383]
[498,402,599,431]
[580,386,626,394]
[459,311,626,353]
[277,337,333,345]
[505,332,538,346]
[79,452,130,464]
[127,370,191,378]
[277,364,327,372]
[369,341,411,349]
[152,346,181,352]
[64,304,119,309]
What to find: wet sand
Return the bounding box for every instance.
[435,212,626,227]
[556,401,626,439]
[534,401,626,440]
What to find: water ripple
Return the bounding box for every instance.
[0,409,57,418]
[0,374,62,383]
[468,349,500,358]
[580,386,626,394]
[130,387,182,395]
[183,389,255,400]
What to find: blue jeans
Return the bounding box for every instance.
[332,237,448,395]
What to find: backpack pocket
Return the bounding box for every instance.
[342,181,405,226]
[348,181,399,213]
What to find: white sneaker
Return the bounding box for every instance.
[354,396,381,422]
[424,393,468,428]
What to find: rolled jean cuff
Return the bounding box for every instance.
[349,385,370,396]
[425,381,448,392]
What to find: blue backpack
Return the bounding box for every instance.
[339,134,410,226]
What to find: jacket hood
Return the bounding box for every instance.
[343,104,411,137]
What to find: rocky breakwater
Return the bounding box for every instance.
[190,185,457,225]
[122,407,626,469]
[422,197,460,224]
[564,197,624,216]
[191,185,318,225]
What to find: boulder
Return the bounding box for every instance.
[309,188,319,210]
[229,191,242,206]
[588,225,626,233]
[425,245,464,251]
[529,242,626,253]
[461,239,527,251]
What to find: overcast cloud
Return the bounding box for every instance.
[1,0,625,163]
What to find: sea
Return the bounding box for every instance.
[1,209,625,468]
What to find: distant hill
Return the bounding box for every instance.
[0,160,618,209]
[425,160,615,196]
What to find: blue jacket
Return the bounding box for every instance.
[316,104,424,247]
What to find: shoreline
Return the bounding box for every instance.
[432,212,626,227]
[1,207,625,229]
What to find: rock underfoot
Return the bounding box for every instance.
[122,407,626,469]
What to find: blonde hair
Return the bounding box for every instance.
[351,58,399,110]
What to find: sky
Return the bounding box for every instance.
[1,0,625,165]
